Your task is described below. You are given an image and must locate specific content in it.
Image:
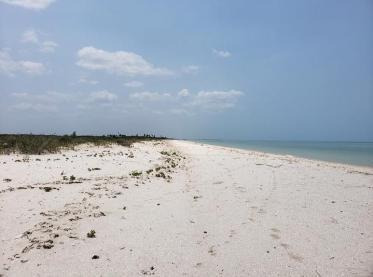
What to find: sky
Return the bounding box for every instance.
[0,0,372,141]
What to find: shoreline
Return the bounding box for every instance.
[183,139,373,171]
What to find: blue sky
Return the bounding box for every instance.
[0,0,372,140]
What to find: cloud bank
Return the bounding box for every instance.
[8,88,243,115]
[129,89,243,112]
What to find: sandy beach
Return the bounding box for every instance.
[0,139,372,276]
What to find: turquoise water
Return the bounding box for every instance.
[191,140,373,167]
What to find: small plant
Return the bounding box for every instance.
[146,169,153,174]
[87,230,96,238]
[155,172,166,178]
[69,175,76,182]
[160,151,170,156]
[130,170,142,177]
[43,187,53,192]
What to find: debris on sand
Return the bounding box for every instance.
[87,230,96,238]
[92,211,106,218]
[141,266,155,275]
[40,187,58,192]
[41,240,54,249]
[155,172,166,178]
[88,168,101,171]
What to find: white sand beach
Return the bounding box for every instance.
[0,140,372,276]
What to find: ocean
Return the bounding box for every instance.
[191,140,373,167]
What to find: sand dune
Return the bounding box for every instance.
[0,140,372,276]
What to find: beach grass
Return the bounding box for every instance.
[0,133,166,155]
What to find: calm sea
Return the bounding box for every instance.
[191,140,373,167]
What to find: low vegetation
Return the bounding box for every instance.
[130,170,143,177]
[0,133,167,154]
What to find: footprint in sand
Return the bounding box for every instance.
[195,262,203,268]
[270,228,281,240]
[208,246,217,256]
[279,242,304,263]
[269,229,304,262]
[270,233,280,240]
[280,243,290,249]
[288,252,304,262]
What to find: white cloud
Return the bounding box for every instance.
[190,90,243,110]
[11,91,71,103]
[212,49,231,58]
[34,91,70,102]
[21,29,58,53]
[129,91,171,101]
[76,46,173,77]
[124,80,143,88]
[40,40,58,53]
[8,88,243,116]
[130,88,243,112]
[0,0,55,10]
[21,29,39,43]
[178,89,189,97]
[9,90,118,113]
[11,92,29,98]
[79,77,98,85]
[19,61,45,74]
[170,108,192,115]
[182,65,199,74]
[10,92,65,112]
[88,90,117,102]
[11,102,57,112]
[0,51,45,76]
